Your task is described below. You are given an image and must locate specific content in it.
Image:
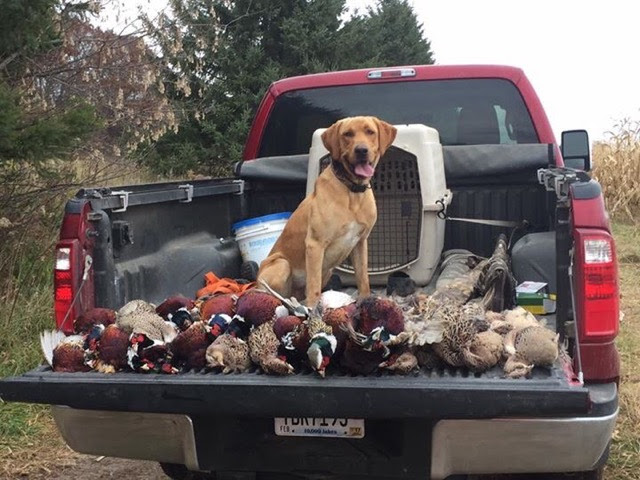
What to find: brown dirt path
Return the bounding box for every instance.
[16,457,165,480]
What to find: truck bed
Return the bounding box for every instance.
[0,154,580,412]
[0,159,582,417]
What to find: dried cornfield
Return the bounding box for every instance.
[592,118,640,221]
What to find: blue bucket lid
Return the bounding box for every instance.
[232,212,292,232]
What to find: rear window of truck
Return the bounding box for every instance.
[258,78,538,157]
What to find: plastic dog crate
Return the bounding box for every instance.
[306,124,451,286]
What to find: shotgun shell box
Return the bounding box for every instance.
[516,282,556,314]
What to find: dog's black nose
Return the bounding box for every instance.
[355,145,369,157]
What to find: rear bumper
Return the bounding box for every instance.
[50,383,617,478]
[431,411,617,478]
[52,407,200,470]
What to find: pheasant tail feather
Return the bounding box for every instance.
[40,330,66,366]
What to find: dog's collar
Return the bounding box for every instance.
[331,159,371,193]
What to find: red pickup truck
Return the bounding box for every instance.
[0,65,619,480]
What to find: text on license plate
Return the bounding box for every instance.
[274,418,365,438]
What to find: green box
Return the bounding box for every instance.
[516,292,557,314]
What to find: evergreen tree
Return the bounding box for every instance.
[0,1,99,166]
[145,0,435,176]
[1,1,174,169]
[341,0,434,69]
[0,1,174,275]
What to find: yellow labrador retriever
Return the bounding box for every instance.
[257,116,397,305]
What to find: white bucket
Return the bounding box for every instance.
[232,212,292,266]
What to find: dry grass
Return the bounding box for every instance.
[605,223,640,480]
[594,119,640,479]
[0,408,80,479]
[592,118,640,221]
[589,122,640,480]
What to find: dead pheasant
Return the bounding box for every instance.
[127,333,176,374]
[276,302,338,377]
[431,302,503,372]
[486,307,544,338]
[304,308,337,377]
[206,334,252,373]
[337,297,406,375]
[504,323,559,378]
[236,289,283,327]
[200,294,237,321]
[155,294,197,330]
[352,296,405,356]
[248,320,295,375]
[463,330,504,372]
[116,300,178,343]
[379,348,419,375]
[397,260,491,348]
[322,303,357,358]
[93,324,130,373]
[73,308,116,334]
[170,321,212,370]
[40,332,90,373]
[257,283,339,376]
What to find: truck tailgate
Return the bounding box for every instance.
[1,364,589,418]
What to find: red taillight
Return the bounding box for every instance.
[55,284,73,302]
[575,231,619,341]
[584,266,617,300]
[54,204,96,333]
[54,242,79,333]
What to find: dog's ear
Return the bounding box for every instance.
[376,119,397,156]
[321,121,342,160]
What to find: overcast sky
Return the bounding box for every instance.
[350,0,640,142]
[103,0,640,142]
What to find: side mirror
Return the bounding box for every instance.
[561,130,591,171]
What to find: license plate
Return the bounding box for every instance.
[274,418,365,438]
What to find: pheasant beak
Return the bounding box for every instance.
[321,356,331,369]
[315,356,331,377]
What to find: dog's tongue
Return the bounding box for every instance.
[354,163,375,178]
